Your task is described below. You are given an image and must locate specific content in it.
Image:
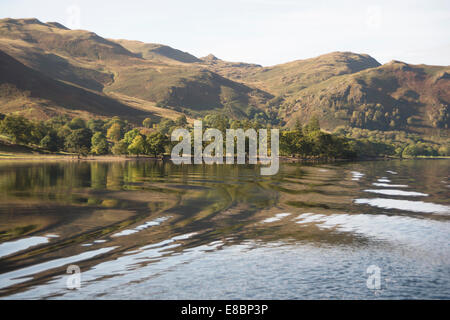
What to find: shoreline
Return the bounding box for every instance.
[0,153,449,162]
[0,153,161,161]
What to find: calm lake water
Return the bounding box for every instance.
[0,159,449,299]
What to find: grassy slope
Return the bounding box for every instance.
[0,18,271,119]
[279,61,450,134]
[114,39,201,63]
[203,52,381,94]
[196,54,264,83]
[105,63,272,116]
[0,49,156,122]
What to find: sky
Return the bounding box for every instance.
[1,0,449,66]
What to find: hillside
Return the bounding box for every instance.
[197,54,264,82]
[114,39,201,63]
[105,63,272,117]
[0,18,269,119]
[0,49,152,121]
[0,18,137,61]
[242,52,381,94]
[203,52,381,94]
[0,18,448,136]
[279,61,450,134]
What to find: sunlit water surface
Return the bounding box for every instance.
[0,159,449,299]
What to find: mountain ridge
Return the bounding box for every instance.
[0,18,448,135]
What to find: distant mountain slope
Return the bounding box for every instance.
[197,54,264,82]
[0,18,137,60]
[0,18,271,118]
[0,40,114,92]
[0,49,152,121]
[237,52,381,94]
[280,61,450,133]
[105,63,272,117]
[114,39,201,63]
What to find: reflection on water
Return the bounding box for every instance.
[0,159,449,299]
[262,213,291,223]
[363,189,428,197]
[354,198,450,213]
[372,183,408,188]
[0,236,50,259]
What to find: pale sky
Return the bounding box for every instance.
[1,0,449,66]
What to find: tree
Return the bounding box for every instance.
[303,116,320,135]
[111,140,128,155]
[0,115,32,144]
[40,132,59,152]
[203,114,229,132]
[30,121,48,145]
[69,117,86,130]
[142,117,153,129]
[280,130,303,156]
[56,125,72,150]
[107,123,122,142]
[87,119,106,133]
[65,128,92,156]
[146,132,168,156]
[105,116,125,128]
[128,135,146,156]
[158,119,176,135]
[91,132,109,155]
[123,129,140,145]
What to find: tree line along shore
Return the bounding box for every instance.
[0,113,448,160]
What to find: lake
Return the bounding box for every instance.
[0,159,449,299]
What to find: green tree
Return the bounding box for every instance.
[203,114,229,132]
[69,117,86,130]
[123,129,140,145]
[40,132,59,152]
[56,125,72,150]
[303,116,320,135]
[87,119,106,133]
[142,117,153,129]
[91,132,109,155]
[107,123,122,142]
[30,121,49,145]
[111,140,128,155]
[158,119,176,135]
[280,130,303,156]
[128,135,146,156]
[65,128,92,156]
[0,115,32,144]
[146,132,168,156]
